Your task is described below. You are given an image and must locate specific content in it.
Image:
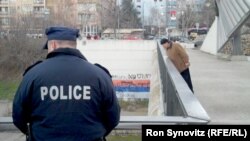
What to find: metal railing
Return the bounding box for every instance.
[157,42,210,122]
[0,42,210,131]
[0,115,209,131]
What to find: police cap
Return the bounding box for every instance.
[43,26,80,49]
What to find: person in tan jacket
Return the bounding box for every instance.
[160,38,193,92]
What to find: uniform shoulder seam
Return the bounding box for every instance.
[23,60,43,76]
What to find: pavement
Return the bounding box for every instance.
[0,101,12,117]
[189,49,250,124]
[0,132,25,141]
[1,49,250,140]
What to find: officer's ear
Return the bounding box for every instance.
[48,40,57,53]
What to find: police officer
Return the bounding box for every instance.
[12,26,120,141]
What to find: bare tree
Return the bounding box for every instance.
[77,0,104,36]
[147,7,158,26]
[0,11,47,80]
[119,0,141,28]
[98,0,117,31]
[202,0,217,28]
[48,0,77,27]
[0,0,101,80]
[178,5,197,31]
[178,0,216,30]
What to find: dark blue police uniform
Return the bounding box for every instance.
[12,27,120,141]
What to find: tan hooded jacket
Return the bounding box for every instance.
[165,42,189,73]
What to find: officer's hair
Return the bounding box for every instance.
[48,40,76,48]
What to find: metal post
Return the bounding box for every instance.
[169,0,171,28]
[142,1,145,37]
[154,0,160,37]
[158,7,160,37]
[85,26,87,36]
[205,2,211,28]
[181,11,184,37]
[115,0,120,40]
[118,4,120,39]
[232,28,242,55]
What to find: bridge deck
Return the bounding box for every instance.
[189,49,250,124]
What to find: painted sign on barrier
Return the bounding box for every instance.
[113,80,150,92]
[77,40,156,99]
[112,74,151,99]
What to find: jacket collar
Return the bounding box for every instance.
[166,42,173,50]
[46,48,87,61]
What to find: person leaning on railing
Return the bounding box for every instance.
[160,38,194,92]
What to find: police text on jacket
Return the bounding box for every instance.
[40,85,91,100]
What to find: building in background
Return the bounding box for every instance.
[46,0,116,37]
[17,0,46,15]
[131,0,167,29]
[165,0,206,35]
[1,0,207,37]
[46,0,77,27]
[192,0,206,12]
[166,0,178,28]
[77,0,101,36]
[0,0,104,36]
[0,0,12,30]
[102,28,144,40]
[0,0,46,31]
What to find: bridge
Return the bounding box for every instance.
[1,0,250,140]
[1,40,250,140]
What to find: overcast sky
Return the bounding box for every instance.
[143,0,167,20]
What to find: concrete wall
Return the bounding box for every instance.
[77,40,157,99]
[0,101,12,117]
[200,17,218,55]
[147,49,164,116]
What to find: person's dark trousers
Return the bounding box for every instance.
[180,68,194,93]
